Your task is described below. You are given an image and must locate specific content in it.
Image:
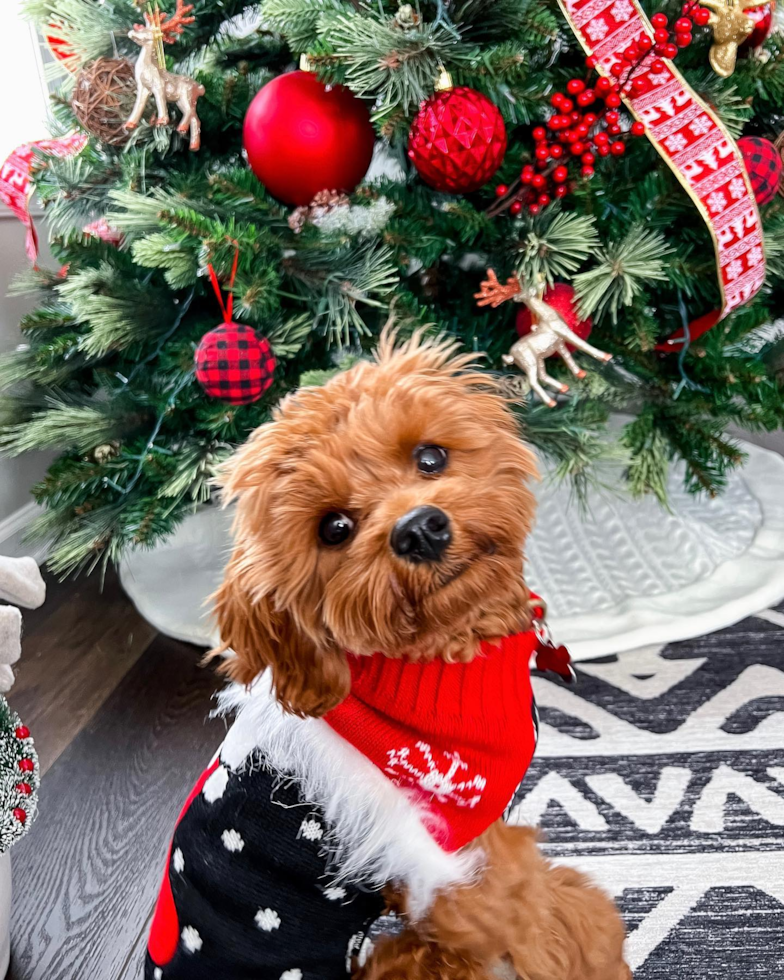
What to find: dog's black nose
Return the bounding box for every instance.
[391,506,452,563]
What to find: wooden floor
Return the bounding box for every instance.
[8,569,225,980]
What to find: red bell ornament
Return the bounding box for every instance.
[407,72,507,193]
[243,70,375,207]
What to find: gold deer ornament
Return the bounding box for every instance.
[700,0,759,77]
[125,0,205,150]
[475,271,612,407]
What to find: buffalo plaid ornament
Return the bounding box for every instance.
[195,323,276,404]
[738,136,782,206]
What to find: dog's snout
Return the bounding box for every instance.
[391,506,452,563]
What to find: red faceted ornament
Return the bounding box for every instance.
[243,71,375,206]
[738,136,782,206]
[13,808,27,825]
[516,283,593,352]
[408,85,507,193]
[740,0,775,48]
[15,783,33,796]
[195,324,276,405]
[15,726,30,740]
[18,758,34,773]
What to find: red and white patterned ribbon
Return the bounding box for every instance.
[0,135,88,263]
[558,0,766,320]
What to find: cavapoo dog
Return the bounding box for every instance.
[145,332,630,980]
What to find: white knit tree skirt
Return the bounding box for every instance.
[118,440,784,660]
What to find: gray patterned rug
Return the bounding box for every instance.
[508,600,784,977]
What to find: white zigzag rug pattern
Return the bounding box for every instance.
[508,602,784,977]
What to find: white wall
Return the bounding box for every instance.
[0,4,53,553]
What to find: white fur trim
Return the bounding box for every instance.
[217,676,482,917]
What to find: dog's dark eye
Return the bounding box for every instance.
[318,511,356,546]
[414,445,448,475]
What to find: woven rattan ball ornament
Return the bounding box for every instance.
[408,70,507,193]
[71,58,138,146]
[195,324,276,404]
[738,135,782,205]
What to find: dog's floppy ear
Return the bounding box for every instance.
[211,422,350,717]
[213,571,350,717]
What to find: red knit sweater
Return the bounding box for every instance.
[324,632,539,852]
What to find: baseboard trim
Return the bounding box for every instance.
[0,501,47,564]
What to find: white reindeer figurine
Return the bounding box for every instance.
[476,270,612,407]
[124,0,205,151]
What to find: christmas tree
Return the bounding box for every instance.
[1,0,783,576]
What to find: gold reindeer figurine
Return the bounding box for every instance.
[125,0,205,150]
[699,0,758,77]
[475,270,612,408]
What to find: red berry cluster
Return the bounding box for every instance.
[14,725,33,825]
[493,2,710,215]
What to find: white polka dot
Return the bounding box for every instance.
[323,885,347,901]
[280,971,302,980]
[181,925,202,953]
[153,970,162,980]
[222,828,245,853]
[255,907,281,932]
[299,818,323,841]
[202,765,229,803]
[172,848,185,873]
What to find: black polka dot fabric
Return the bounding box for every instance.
[145,759,385,980]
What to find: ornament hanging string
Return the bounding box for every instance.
[556,0,765,322]
[207,241,240,324]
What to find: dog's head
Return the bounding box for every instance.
[213,331,538,716]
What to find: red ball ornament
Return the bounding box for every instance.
[693,6,711,24]
[516,284,593,350]
[631,121,646,136]
[13,808,26,825]
[15,783,32,796]
[496,184,509,197]
[243,72,374,207]
[651,12,669,27]
[18,759,34,773]
[408,85,507,193]
[15,726,30,740]
[740,1,775,48]
[738,136,782,206]
[195,324,276,405]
